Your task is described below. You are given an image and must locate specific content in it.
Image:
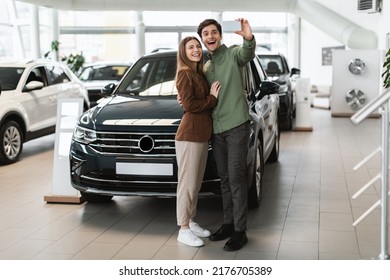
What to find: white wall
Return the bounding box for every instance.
[300,20,340,85]
[300,0,390,86]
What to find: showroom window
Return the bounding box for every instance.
[58,10,136,62]
[0,1,289,64]
[0,0,52,60]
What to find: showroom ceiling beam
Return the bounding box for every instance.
[18,0,378,49]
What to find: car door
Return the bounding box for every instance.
[20,66,56,131]
[247,58,275,157]
[44,65,75,125]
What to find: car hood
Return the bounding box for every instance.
[82,95,183,130]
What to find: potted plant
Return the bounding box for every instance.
[383,48,390,89]
[43,40,85,74]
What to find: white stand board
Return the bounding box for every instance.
[44,98,85,204]
[293,78,313,131]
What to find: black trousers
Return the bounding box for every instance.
[211,121,250,232]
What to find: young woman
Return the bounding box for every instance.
[175,36,220,247]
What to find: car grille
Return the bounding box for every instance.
[89,131,176,156]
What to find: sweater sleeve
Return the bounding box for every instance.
[176,69,217,113]
[235,35,256,66]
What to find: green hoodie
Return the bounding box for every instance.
[204,37,256,134]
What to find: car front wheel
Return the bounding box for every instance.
[248,139,264,209]
[0,120,23,165]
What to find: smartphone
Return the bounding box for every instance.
[222,20,241,32]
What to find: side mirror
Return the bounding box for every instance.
[259,80,279,98]
[101,83,116,96]
[23,81,44,92]
[291,68,301,76]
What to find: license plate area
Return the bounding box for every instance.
[116,158,174,176]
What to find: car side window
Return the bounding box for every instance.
[0,67,24,90]
[79,66,128,81]
[45,66,70,86]
[117,62,149,94]
[78,67,93,81]
[259,56,285,76]
[155,59,176,84]
[26,67,44,85]
[142,58,176,90]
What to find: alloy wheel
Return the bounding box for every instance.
[3,125,22,160]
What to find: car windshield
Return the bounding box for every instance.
[115,55,177,96]
[258,56,286,76]
[0,67,25,90]
[78,65,130,81]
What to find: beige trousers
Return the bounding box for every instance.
[175,140,208,226]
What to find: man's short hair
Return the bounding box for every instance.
[197,19,222,38]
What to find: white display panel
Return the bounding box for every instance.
[294,78,313,131]
[45,98,84,203]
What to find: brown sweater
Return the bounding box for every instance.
[175,69,217,142]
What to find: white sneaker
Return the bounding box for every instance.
[189,222,211,238]
[177,229,204,247]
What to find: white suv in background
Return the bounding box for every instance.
[77,61,132,107]
[0,59,90,165]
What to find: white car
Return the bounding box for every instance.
[0,59,90,164]
[77,62,132,107]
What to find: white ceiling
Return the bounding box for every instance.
[19,0,295,12]
[18,0,378,49]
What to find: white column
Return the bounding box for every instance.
[51,8,59,61]
[288,14,301,69]
[214,11,223,23]
[7,0,24,59]
[135,11,145,58]
[30,4,41,59]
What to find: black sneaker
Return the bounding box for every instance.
[209,224,234,241]
[223,231,248,251]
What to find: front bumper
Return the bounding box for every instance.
[69,141,220,197]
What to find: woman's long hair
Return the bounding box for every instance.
[176,36,205,83]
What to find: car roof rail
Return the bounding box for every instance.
[26,58,53,65]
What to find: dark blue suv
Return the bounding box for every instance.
[69,50,280,209]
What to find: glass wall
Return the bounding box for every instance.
[0,0,52,60]
[0,0,15,60]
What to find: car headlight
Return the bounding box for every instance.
[73,126,97,144]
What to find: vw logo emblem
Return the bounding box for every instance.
[138,135,154,153]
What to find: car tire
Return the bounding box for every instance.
[248,139,264,209]
[286,112,293,131]
[81,192,113,203]
[267,118,280,163]
[0,120,23,165]
[288,95,294,130]
[281,94,293,131]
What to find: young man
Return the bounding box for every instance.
[197,18,256,251]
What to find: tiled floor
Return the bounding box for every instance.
[0,108,388,260]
